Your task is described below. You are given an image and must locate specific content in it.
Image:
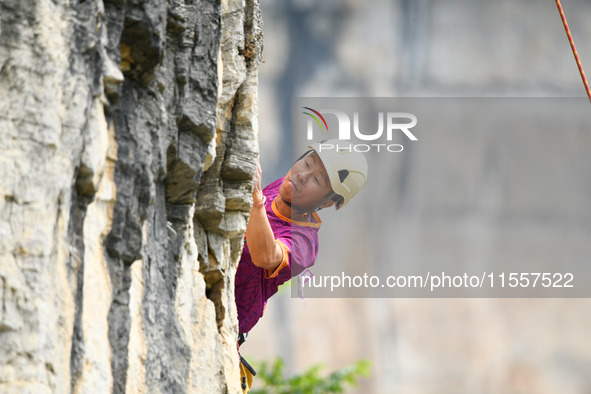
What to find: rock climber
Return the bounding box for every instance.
[235,139,368,392]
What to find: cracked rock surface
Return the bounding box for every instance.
[0,0,262,392]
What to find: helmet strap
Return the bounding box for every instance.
[283,199,310,216]
[291,191,338,217]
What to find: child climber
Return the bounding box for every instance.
[235,140,368,392]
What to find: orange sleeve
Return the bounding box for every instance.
[264,239,290,279]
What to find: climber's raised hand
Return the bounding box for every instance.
[252,157,264,204]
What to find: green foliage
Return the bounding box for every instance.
[250,357,371,394]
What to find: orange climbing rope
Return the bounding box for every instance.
[555,0,591,103]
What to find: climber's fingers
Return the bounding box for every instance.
[252,157,263,197]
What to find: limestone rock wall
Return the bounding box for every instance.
[0,0,262,392]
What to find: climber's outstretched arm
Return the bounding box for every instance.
[245,159,283,272]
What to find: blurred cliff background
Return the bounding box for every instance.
[243,0,591,393]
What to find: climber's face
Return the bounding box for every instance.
[279,152,335,213]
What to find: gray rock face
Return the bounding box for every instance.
[0,0,262,392]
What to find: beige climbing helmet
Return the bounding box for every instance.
[308,140,368,210]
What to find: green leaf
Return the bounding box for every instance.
[250,357,371,394]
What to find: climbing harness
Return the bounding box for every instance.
[555,0,591,103]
